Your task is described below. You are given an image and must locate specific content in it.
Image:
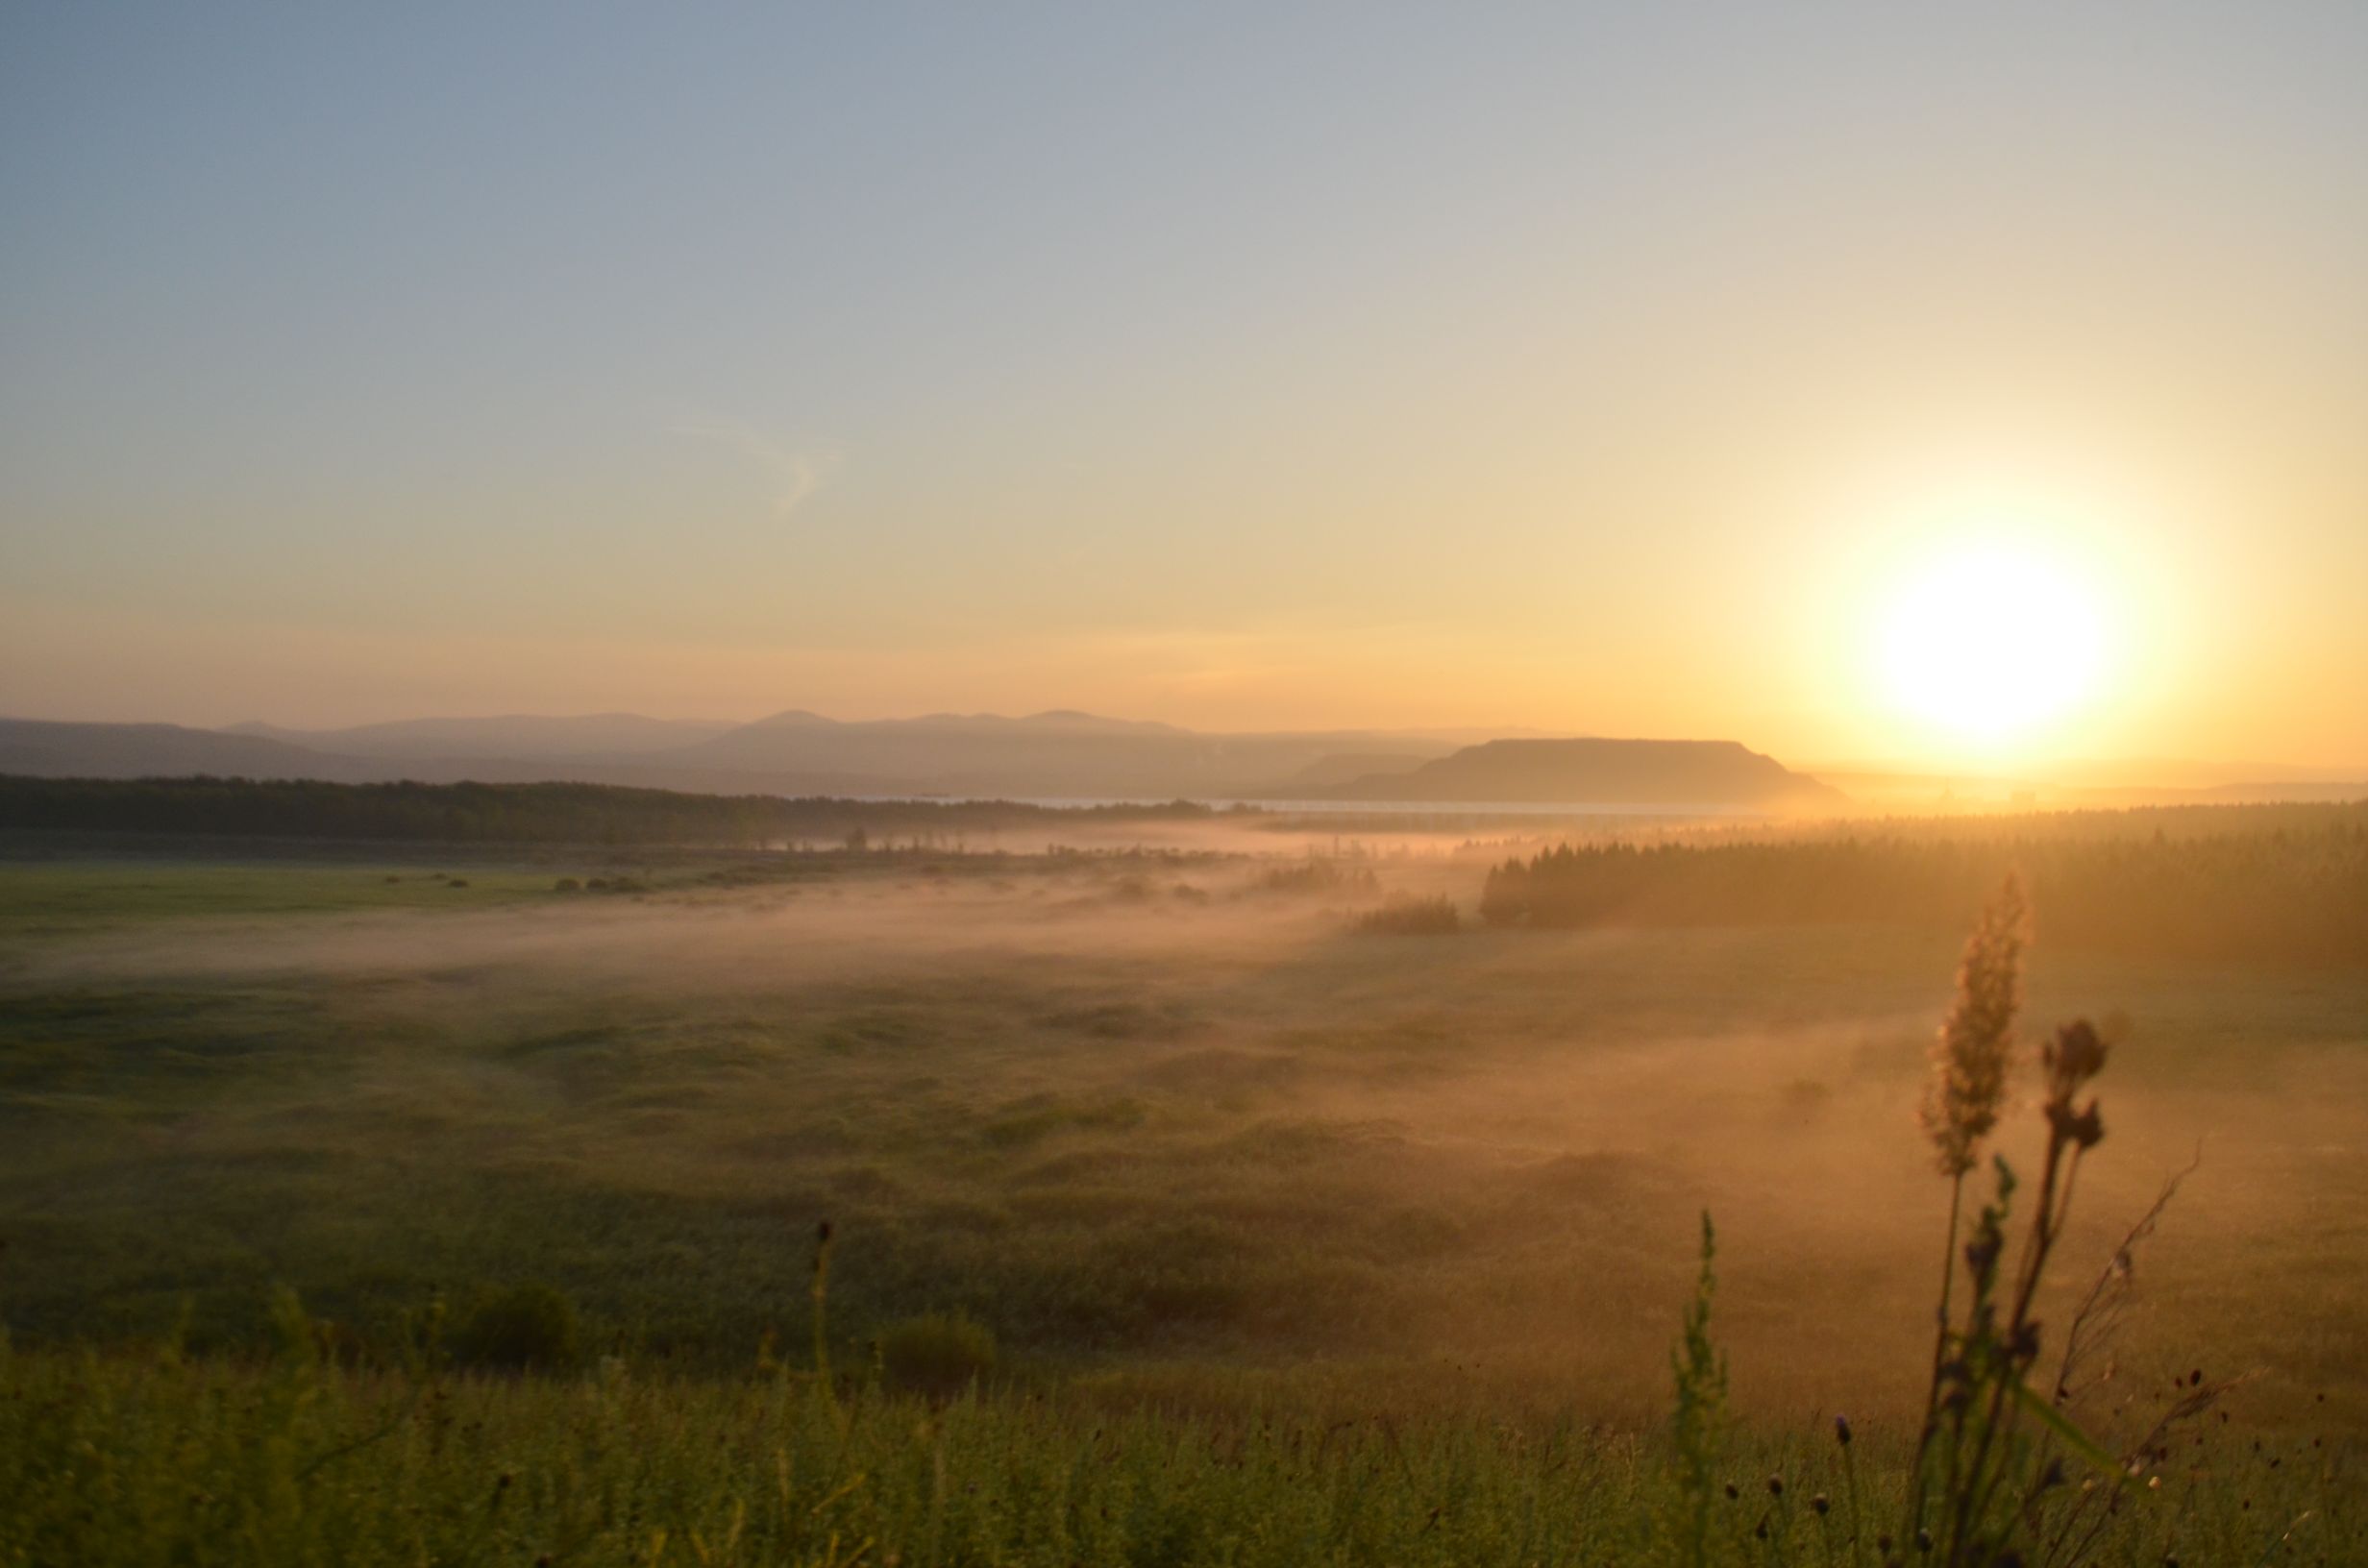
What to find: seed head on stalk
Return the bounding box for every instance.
[1921,874,2027,1177]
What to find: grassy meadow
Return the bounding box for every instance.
[2,817,2362,1563]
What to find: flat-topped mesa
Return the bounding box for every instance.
[1319,737,1848,809]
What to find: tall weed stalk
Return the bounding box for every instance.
[1679,878,2136,1568]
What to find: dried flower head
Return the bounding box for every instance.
[1920,874,2027,1176]
[2046,1017,2109,1087]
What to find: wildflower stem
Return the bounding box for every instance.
[1904,1168,1965,1535]
[1839,1434,1867,1568]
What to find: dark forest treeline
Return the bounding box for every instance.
[0,774,1214,846]
[1478,801,2368,964]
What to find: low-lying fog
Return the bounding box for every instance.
[6,847,2362,1437]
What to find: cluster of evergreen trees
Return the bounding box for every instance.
[1477,802,2368,964]
[0,775,1212,847]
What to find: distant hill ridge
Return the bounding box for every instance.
[0,720,382,783]
[227,713,737,760]
[1321,737,1846,809]
[3,712,1476,801]
[15,712,2345,810]
[2,715,1841,809]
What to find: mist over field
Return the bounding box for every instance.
[10,2,2368,1560]
[8,792,2367,1566]
[8,809,2365,1421]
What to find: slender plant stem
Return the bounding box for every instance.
[1905,1171,1965,1536]
[1840,1436,1867,1568]
[1951,1137,2076,1562]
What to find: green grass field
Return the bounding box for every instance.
[0,858,581,941]
[3,1345,2345,1567]
[2,843,2362,1563]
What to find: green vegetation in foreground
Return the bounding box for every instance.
[1,1334,2349,1568]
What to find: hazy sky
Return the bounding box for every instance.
[5,4,2364,769]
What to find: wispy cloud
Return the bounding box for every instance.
[672,422,842,517]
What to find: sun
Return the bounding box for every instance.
[1876,539,2109,751]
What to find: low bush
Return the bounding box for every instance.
[1254,858,1381,896]
[876,1311,997,1395]
[1354,894,1461,934]
[448,1282,579,1372]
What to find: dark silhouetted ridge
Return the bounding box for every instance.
[1322,738,1845,809]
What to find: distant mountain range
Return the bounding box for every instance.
[0,722,389,784]
[226,713,736,760]
[0,711,1851,811]
[6,711,2356,813]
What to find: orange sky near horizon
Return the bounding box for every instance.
[5,8,2364,774]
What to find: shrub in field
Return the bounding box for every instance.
[449,1282,579,1372]
[1254,857,1381,895]
[1353,894,1461,934]
[1477,858,1529,925]
[876,1311,997,1395]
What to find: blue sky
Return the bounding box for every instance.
[5,4,2364,766]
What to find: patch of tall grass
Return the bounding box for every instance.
[1,1313,2344,1566]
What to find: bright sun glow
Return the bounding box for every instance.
[1878,540,2109,749]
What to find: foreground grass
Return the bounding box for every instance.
[3,1342,2351,1568]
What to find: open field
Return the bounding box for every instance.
[3,819,2363,1563]
[5,839,2364,1415]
